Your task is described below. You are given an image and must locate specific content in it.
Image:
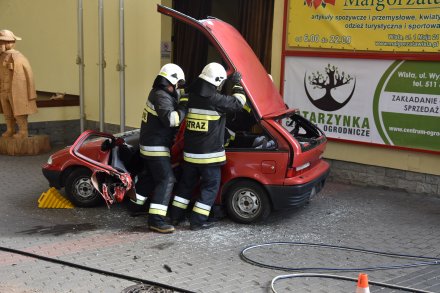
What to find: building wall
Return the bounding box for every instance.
[0,0,163,130]
[160,0,172,66]
[328,159,440,196]
[271,0,283,91]
[0,0,78,94]
[80,0,162,128]
[0,0,79,129]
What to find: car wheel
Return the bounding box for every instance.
[225,181,271,224]
[65,168,102,207]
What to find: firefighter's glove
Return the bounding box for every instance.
[178,88,187,100]
[229,71,242,84]
[178,88,189,106]
[178,90,188,112]
[101,138,115,151]
[177,90,189,120]
[118,143,135,164]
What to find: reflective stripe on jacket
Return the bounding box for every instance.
[183,79,246,165]
[139,88,184,159]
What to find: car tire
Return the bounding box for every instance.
[65,168,102,207]
[225,180,271,224]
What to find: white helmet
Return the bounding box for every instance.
[199,62,227,87]
[158,63,185,86]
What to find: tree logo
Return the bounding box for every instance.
[304,0,336,9]
[304,64,356,111]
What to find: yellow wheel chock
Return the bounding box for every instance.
[38,187,75,209]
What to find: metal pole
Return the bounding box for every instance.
[98,0,105,132]
[118,0,126,132]
[77,0,85,132]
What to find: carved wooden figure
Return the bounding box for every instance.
[0,29,49,156]
[0,29,37,139]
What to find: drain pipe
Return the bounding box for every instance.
[118,0,126,132]
[77,0,85,132]
[98,0,105,131]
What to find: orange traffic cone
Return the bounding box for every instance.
[356,273,371,293]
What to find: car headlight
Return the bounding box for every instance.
[47,155,53,165]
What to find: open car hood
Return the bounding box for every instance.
[158,5,286,118]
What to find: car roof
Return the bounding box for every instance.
[157,5,287,118]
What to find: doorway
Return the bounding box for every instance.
[172,0,274,84]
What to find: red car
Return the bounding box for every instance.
[42,5,330,224]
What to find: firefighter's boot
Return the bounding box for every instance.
[127,192,149,217]
[12,115,28,139]
[148,214,175,233]
[1,117,15,137]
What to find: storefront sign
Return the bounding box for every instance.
[288,0,440,52]
[283,56,440,152]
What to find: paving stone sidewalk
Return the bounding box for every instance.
[0,152,439,293]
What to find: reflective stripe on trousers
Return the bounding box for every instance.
[192,201,211,216]
[130,193,148,205]
[135,158,175,217]
[172,196,190,210]
[149,203,168,216]
[169,163,221,225]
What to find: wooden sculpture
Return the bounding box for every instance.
[0,29,50,155]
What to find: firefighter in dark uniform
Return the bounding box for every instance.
[133,63,187,233]
[169,62,246,230]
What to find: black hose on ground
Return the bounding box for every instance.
[240,242,440,272]
[240,242,440,293]
[0,245,195,293]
